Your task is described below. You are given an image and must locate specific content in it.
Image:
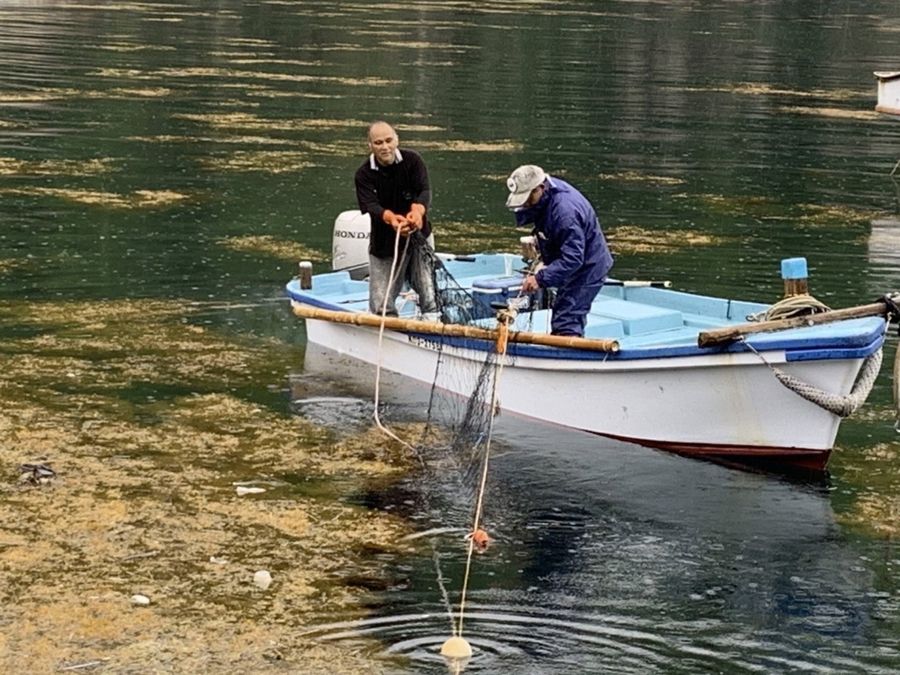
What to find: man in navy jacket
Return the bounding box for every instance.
[506,165,614,336]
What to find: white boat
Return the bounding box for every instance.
[875,71,900,120]
[287,213,898,472]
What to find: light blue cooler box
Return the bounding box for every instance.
[471,275,542,320]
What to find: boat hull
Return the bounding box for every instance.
[304,317,865,470]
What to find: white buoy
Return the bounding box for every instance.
[440,635,472,659]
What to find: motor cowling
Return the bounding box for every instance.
[332,210,371,278]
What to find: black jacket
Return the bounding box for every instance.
[354,148,432,259]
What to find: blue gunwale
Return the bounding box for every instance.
[285,261,888,363]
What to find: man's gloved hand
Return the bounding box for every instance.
[405,203,426,231]
[382,209,410,233]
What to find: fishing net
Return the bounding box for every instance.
[398,233,533,472]
[414,238,502,461]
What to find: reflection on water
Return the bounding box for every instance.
[869,217,900,288]
[298,346,899,673]
[1,0,899,671]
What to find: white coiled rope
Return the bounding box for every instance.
[747,293,832,322]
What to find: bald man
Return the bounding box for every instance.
[354,121,438,319]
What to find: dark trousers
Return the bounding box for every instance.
[550,279,605,336]
[368,237,437,316]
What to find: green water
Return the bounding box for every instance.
[1,1,899,671]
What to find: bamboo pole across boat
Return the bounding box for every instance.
[291,302,620,353]
[698,293,900,347]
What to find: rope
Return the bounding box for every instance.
[742,338,883,417]
[451,296,524,640]
[773,350,882,417]
[372,228,418,455]
[748,293,831,322]
[454,341,506,640]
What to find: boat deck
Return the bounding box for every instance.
[287,253,887,361]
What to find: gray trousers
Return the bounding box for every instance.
[369,238,438,316]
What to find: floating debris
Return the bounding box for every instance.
[671,82,868,101]
[106,87,172,98]
[0,157,114,177]
[217,235,329,262]
[127,134,288,145]
[608,225,724,254]
[130,594,151,606]
[795,203,881,227]
[0,298,425,671]
[18,463,56,486]
[0,187,189,209]
[137,67,397,87]
[235,486,266,496]
[778,105,881,121]
[413,139,524,152]
[199,150,314,174]
[253,570,273,590]
[0,88,80,103]
[97,44,177,52]
[381,41,478,52]
[598,171,685,186]
[0,258,24,274]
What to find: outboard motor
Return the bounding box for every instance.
[332,210,370,279]
[331,209,437,281]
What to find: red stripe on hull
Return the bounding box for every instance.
[595,432,831,472]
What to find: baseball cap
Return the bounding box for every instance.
[505,164,546,209]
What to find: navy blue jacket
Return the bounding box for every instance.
[515,177,613,290]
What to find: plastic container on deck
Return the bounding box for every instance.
[471,275,541,320]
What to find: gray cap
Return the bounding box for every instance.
[505,164,546,209]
